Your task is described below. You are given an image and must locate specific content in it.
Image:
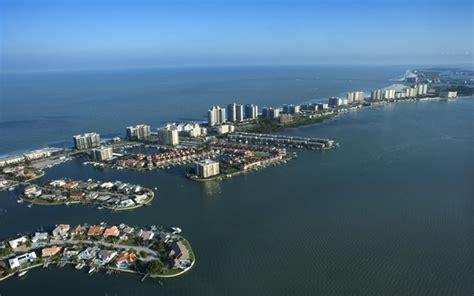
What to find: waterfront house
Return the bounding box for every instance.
[78,247,100,260]
[115,252,137,269]
[24,185,42,197]
[8,236,28,250]
[69,191,83,200]
[170,241,189,261]
[49,179,66,187]
[138,230,154,241]
[41,246,62,257]
[103,226,120,238]
[134,194,148,204]
[31,232,49,243]
[71,225,86,237]
[87,226,104,236]
[52,224,70,238]
[119,199,134,208]
[122,226,135,234]
[63,181,79,190]
[8,252,37,269]
[95,250,117,265]
[63,248,80,257]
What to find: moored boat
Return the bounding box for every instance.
[18,270,28,277]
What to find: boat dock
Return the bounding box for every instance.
[227,132,336,150]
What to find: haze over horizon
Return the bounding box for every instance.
[1,0,473,73]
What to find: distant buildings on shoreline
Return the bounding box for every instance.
[73,133,100,150]
[126,124,150,141]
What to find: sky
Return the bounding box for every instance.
[0,0,473,72]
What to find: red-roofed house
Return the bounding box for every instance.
[103,226,120,238]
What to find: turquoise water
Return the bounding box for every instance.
[0,66,473,295]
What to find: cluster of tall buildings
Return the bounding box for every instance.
[126,124,151,141]
[282,104,300,114]
[346,92,365,104]
[370,84,429,101]
[262,107,280,119]
[73,133,100,150]
[208,106,227,126]
[208,103,258,126]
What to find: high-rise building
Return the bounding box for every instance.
[269,108,280,119]
[317,103,329,110]
[370,90,383,101]
[157,127,179,146]
[126,124,151,141]
[195,159,220,178]
[328,97,342,107]
[236,104,244,122]
[227,103,244,122]
[91,146,113,161]
[73,133,100,150]
[405,87,418,97]
[208,106,226,126]
[227,103,237,122]
[347,92,364,104]
[283,104,300,114]
[244,104,258,119]
[383,89,396,100]
[416,84,428,96]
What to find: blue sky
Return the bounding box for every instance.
[1,0,472,72]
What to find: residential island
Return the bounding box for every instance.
[0,165,44,192]
[20,179,155,210]
[0,223,194,282]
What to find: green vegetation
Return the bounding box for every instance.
[146,260,164,275]
[243,114,336,133]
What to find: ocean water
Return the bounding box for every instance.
[0,66,473,295]
[1,65,405,155]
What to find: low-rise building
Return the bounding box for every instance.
[52,224,70,238]
[103,226,120,238]
[8,252,37,269]
[439,91,458,98]
[9,237,28,249]
[115,252,137,269]
[41,246,62,257]
[87,226,104,236]
[216,124,235,135]
[31,232,49,243]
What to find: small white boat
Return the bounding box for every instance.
[18,270,28,277]
[27,204,33,208]
[17,199,24,204]
[8,187,15,191]
[75,262,86,270]
[171,227,182,234]
[88,266,96,274]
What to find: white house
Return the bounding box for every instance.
[8,252,37,269]
[9,236,28,249]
